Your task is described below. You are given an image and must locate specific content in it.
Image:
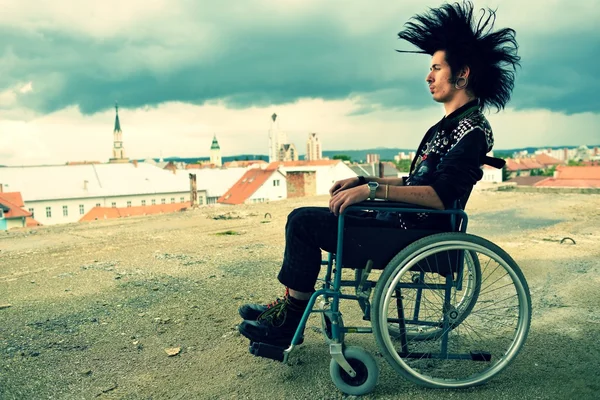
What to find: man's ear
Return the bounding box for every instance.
[460,65,471,79]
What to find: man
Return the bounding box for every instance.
[238,0,520,348]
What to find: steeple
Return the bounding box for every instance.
[114,102,121,132]
[210,134,220,150]
[210,134,222,167]
[108,101,129,163]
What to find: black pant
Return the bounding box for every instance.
[277,206,404,292]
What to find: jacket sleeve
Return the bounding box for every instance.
[430,128,486,209]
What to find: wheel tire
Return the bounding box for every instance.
[329,346,379,396]
[372,232,531,389]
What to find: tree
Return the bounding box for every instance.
[333,154,352,162]
[393,159,412,172]
[501,166,511,181]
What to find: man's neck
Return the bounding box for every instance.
[443,93,476,116]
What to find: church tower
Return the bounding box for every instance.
[210,134,222,167]
[108,102,129,164]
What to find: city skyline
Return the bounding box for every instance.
[1,0,598,166]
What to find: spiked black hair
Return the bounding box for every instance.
[397,1,520,111]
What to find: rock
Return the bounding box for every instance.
[164,347,181,357]
[0,304,12,310]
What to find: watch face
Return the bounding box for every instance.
[368,182,379,189]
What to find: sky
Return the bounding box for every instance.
[1,0,599,166]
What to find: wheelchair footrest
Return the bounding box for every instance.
[249,342,285,362]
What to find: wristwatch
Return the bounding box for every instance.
[367,181,379,200]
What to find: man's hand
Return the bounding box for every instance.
[329,185,370,216]
[329,177,361,197]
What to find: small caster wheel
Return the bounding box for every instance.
[329,346,378,396]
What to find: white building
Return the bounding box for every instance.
[306,133,322,161]
[394,151,416,162]
[0,163,247,226]
[219,167,287,205]
[481,165,503,183]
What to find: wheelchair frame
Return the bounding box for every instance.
[249,200,531,395]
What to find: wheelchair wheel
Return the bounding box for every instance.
[329,346,379,396]
[371,232,531,389]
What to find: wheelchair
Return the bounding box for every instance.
[248,200,532,396]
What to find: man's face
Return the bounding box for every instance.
[425,50,456,104]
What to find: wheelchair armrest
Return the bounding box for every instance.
[344,200,466,218]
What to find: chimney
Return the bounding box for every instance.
[0,183,3,193]
[83,180,89,191]
[133,160,138,168]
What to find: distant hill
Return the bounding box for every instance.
[146,144,600,165]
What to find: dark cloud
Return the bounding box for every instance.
[510,33,600,114]
[0,13,596,116]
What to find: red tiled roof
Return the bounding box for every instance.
[519,159,545,170]
[0,192,32,219]
[553,166,600,180]
[505,176,549,186]
[504,158,522,171]
[504,158,544,171]
[80,202,190,222]
[534,179,600,188]
[218,168,280,205]
[185,163,219,169]
[532,166,600,188]
[268,160,340,168]
[535,153,563,166]
[26,217,42,227]
[222,160,268,168]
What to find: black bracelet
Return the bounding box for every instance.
[357,176,367,185]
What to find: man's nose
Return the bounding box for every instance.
[426,72,433,83]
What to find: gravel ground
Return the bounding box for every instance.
[1,190,599,399]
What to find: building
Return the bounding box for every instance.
[108,103,129,164]
[394,151,416,162]
[80,201,191,222]
[279,143,299,162]
[0,163,210,226]
[218,167,287,205]
[210,134,222,167]
[306,133,322,161]
[268,113,299,162]
[504,158,545,178]
[268,113,287,162]
[534,166,600,188]
[0,191,35,230]
[366,154,380,164]
[534,153,564,168]
[269,160,357,196]
[481,165,503,183]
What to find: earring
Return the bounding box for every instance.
[455,77,468,89]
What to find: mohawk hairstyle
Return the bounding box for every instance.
[397,1,520,112]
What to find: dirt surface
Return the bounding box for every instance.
[1,190,599,399]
